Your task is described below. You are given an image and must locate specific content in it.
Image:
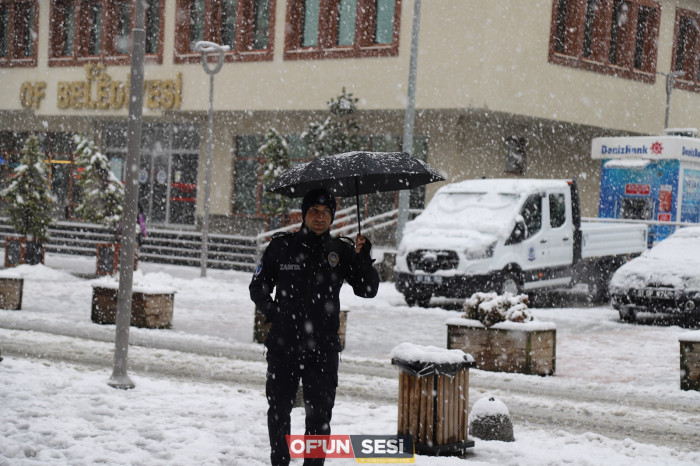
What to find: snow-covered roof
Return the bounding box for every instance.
[437,178,571,194]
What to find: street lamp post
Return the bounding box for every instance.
[109,0,146,390]
[396,0,422,247]
[659,70,685,129]
[194,41,230,278]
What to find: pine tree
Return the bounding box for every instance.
[73,134,125,240]
[259,127,292,216]
[302,87,365,158]
[0,135,54,241]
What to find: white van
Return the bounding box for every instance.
[394,179,648,306]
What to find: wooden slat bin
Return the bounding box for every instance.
[0,277,23,310]
[391,342,476,456]
[254,307,349,349]
[447,318,556,376]
[91,285,174,329]
[680,334,700,391]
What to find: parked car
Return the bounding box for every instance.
[394,179,648,306]
[610,226,700,325]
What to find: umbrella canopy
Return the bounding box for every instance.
[266,151,445,234]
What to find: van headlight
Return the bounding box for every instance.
[464,242,496,260]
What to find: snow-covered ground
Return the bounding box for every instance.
[1,252,699,465]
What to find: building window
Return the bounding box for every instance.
[49,0,164,66]
[504,136,526,175]
[284,0,401,60]
[549,0,660,83]
[671,9,700,93]
[0,0,38,67]
[174,0,275,64]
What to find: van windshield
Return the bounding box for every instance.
[413,191,523,237]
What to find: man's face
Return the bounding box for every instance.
[304,203,332,235]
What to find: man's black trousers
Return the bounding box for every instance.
[266,348,339,466]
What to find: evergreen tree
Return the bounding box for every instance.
[302,87,365,158]
[1,135,54,241]
[259,127,292,216]
[73,134,125,240]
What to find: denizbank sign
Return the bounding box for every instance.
[592,136,700,162]
[19,64,182,111]
[600,144,651,155]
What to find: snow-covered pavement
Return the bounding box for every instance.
[1,253,699,465]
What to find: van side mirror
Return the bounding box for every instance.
[506,221,527,245]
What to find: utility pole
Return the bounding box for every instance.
[396,0,422,247]
[109,0,146,390]
[194,41,230,278]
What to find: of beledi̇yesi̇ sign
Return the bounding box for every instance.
[20,64,182,111]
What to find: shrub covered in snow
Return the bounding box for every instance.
[258,127,291,216]
[73,134,124,240]
[463,292,533,327]
[0,135,54,241]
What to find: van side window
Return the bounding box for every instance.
[549,193,566,228]
[521,194,542,237]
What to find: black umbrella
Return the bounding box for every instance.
[266,151,445,235]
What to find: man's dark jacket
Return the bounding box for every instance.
[249,226,380,353]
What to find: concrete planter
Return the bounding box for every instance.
[0,277,23,310]
[446,318,556,376]
[91,285,174,329]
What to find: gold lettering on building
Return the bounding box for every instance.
[56,64,182,111]
[19,81,46,109]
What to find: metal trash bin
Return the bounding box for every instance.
[391,342,476,456]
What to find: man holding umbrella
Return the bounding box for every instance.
[250,187,380,466]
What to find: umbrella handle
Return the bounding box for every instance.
[355,177,362,237]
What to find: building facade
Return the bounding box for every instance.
[1,0,700,237]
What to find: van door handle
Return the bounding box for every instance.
[540,239,547,243]
[563,237,570,241]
